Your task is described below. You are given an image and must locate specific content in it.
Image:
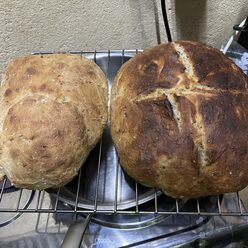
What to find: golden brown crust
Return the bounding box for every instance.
[111,41,248,198]
[0,54,108,190]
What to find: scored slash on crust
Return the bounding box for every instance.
[173,43,207,168]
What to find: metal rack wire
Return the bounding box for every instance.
[0,50,247,218]
[0,177,247,216]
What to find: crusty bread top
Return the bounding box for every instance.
[0,54,108,189]
[111,41,248,198]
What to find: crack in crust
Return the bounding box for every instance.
[173,43,207,167]
[134,89,182,131]
[173,43,198,84]
[166,94,182,131]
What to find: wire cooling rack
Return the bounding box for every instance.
[0,50,248,218]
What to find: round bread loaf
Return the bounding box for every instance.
[111,41,248,198]
[0,54,108,190]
